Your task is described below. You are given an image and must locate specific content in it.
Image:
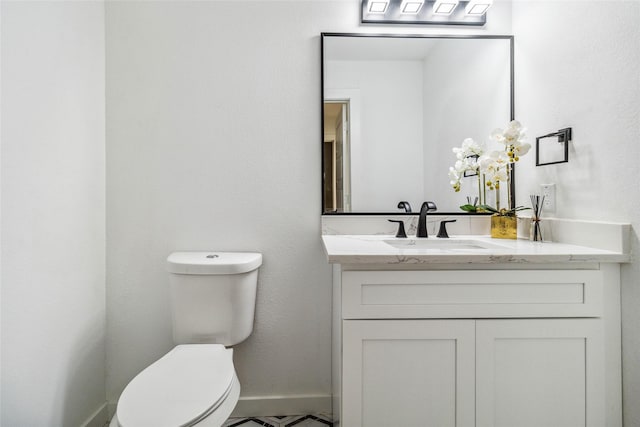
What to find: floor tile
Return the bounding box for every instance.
[224,414,333,427]
[223,418,277,427]
[283,414,333,426]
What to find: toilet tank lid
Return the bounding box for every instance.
[167,252,262,275]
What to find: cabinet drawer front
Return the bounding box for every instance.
[342,270,603,319]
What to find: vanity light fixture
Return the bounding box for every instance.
[433,0,458,15]
[361,0,488,25]
[401,0,424,14]
[465,0,492,15]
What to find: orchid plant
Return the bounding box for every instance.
[449,120,532,215]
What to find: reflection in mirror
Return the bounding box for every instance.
[323,101,351,212]
[322,33,514,214]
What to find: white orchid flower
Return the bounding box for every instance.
[506,120,524,133]
[449,166,460,180]
[449,167,461,192]
[479,151,510,190]
[493,167,509,183]
[512,141,531,160]
[490,127,506,145]
[453,138,484,160]
[493,150,510,166]
[479,151,508,172]
[492,120,526,144]
[492,120,529,162]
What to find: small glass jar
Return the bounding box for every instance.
[530,217,543,242]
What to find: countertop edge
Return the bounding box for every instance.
[321,234,631,265]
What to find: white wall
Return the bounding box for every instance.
[1,1,107,426]
[512,1,640,425]
[104,0,336,409]
[104,0,513,412]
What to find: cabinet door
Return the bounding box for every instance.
[476,319,604,427]
[342,320,475,427]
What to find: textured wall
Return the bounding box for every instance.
[1,1,107,425]
[105,1,336,406]
[105,0,513,409]
[512,1,640,425]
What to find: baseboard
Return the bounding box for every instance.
[230,394,332,418]
[80,403,109,427]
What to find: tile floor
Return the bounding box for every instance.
[223,414,333,427]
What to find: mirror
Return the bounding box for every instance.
[322,33,514,214]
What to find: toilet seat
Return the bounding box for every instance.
[117,344,235,427]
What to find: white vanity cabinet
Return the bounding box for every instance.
[333,265,621,427]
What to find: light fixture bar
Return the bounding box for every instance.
[361,0,487,25]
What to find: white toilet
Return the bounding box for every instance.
[110,251,262,427]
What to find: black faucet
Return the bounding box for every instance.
[416,201,437,238]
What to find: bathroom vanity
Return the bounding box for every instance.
[322,217,629,427]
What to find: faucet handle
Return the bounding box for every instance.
[397,201,412,213]
[421,201,437,212]
[388,220,407,238]
[437,220,457,238]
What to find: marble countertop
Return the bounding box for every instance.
[321,234,630,265]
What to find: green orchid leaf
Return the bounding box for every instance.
[459,204,477,212]
[478,204,499,214]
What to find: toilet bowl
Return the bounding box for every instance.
[110,345,240,427]
[111,252,262,427]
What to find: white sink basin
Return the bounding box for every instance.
[383,238,506,251]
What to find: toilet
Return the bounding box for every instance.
[110,251,262,427]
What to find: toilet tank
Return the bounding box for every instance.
[166,252,262,346]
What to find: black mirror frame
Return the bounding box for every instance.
[320,33,515,215]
